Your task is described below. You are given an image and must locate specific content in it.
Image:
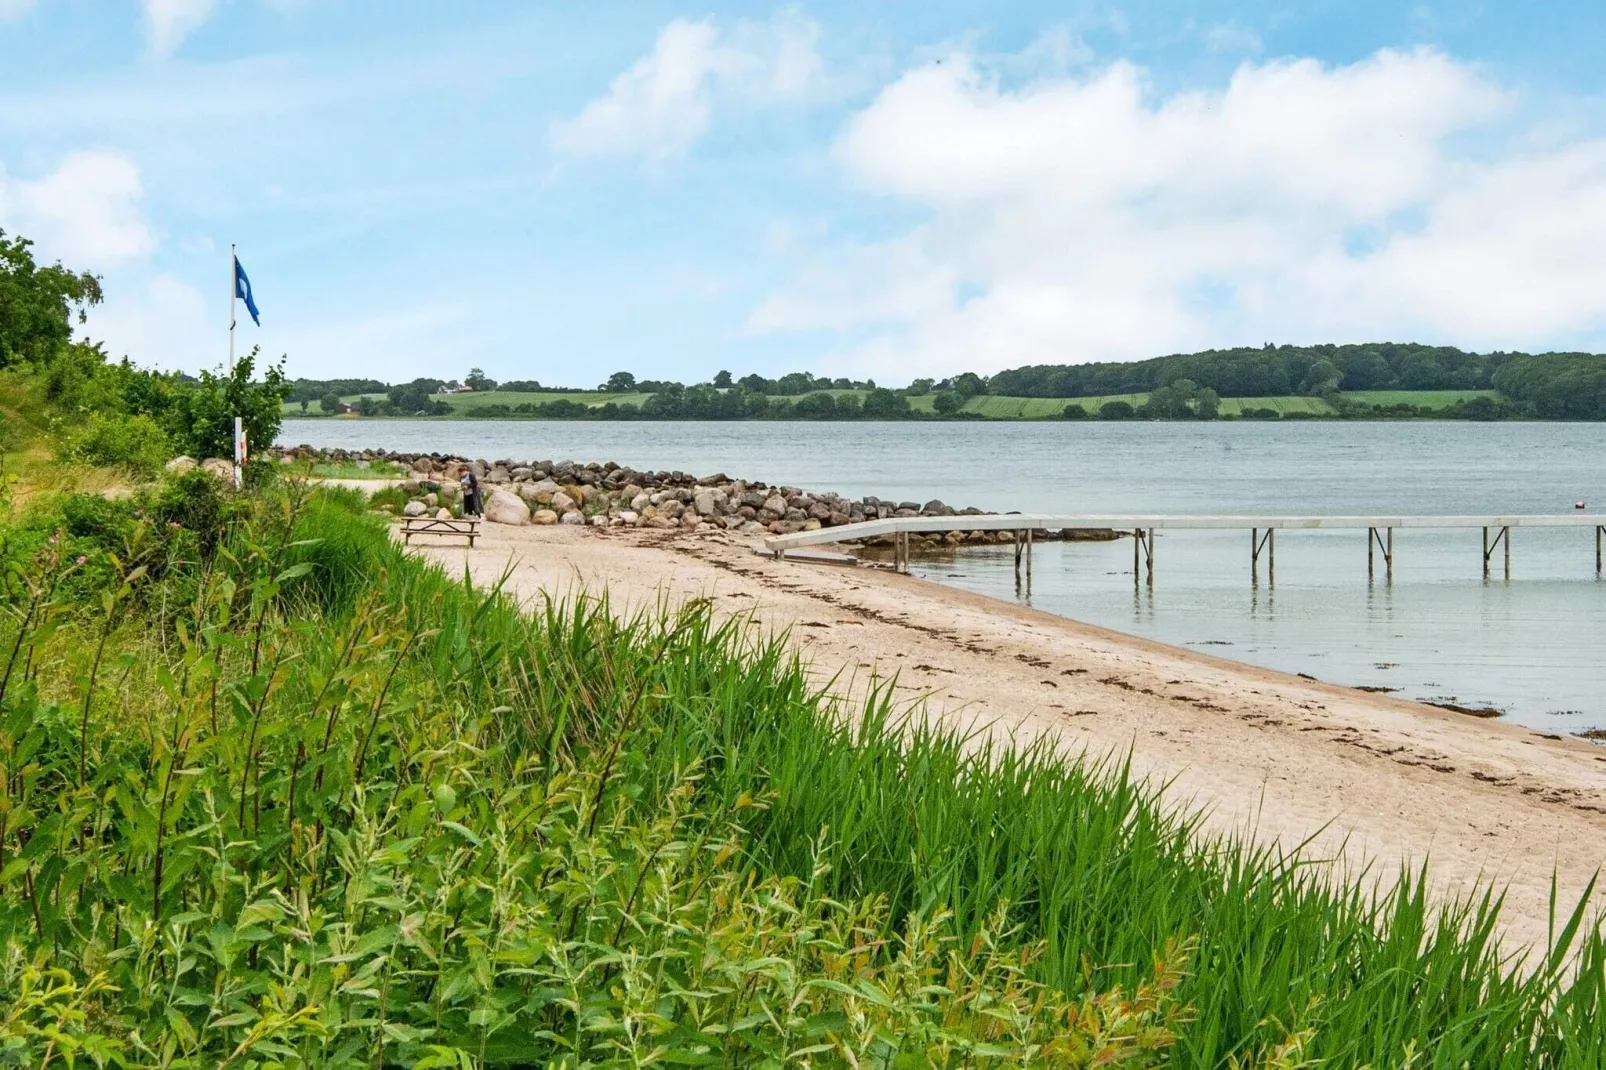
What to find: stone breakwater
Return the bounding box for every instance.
[276,446,1114,548]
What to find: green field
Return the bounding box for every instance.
[1346,389,1497,408]
[283,386,1505,419]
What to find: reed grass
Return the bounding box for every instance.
[0,478,1602,1065]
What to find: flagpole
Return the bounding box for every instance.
[229,244,242,488]
[229,243,237,376]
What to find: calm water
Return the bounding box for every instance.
[281,419,1606,731]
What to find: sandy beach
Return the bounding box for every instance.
[412,520,1606,955]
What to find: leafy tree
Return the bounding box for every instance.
[0,229,103,368]
[906,378,934,396]
[299,398,310,413]
[1300,359,1343,395]
[1194,387,1220,419]
[167,347,290,459]
[320,392,341,413]
[465,367,497,391]
[1061,402,1089,419]
[1099,400,1136,420]
[932,390,963,415]
[951,372,987,398]
[861,388,911,418]
[712,369,733,389]
[604,371,637,392]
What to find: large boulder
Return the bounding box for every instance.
[402,500,428,517]
[529,479,560,503]
[166,456,197,474]
[551,490,577,513]
[559,511,586,526]
[532,509,559,525]
[483,488,530,526]
[693,489,717,516]
[200,458,235,481]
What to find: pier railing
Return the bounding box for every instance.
[762,514,1606,584]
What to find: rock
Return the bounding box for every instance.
[807,502,832,521]
[802,518,822,531]
[402,500,428,517]
[166,456,197,474]
[680,511,700,530]
[590,515,608,527]
[551,491,577,513]
[694,489,717,516]
[532,509,559,525]
[485,467,510,484]
[761,495,786,517]
[646,515,675,530]
[510,467,534,481]
[559,511,586,526]
[516,483,543,503]
[483,488,530,526]
[530,479,560,503]
[921,499,951,516]
[436,508,452,520]
[739,520,767,535]
[200,458,235,481]
[619,510,639,524]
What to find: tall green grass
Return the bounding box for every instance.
[1,479,1603,1064]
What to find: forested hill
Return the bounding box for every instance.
[986,343,1606,420]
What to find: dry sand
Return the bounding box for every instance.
[411,521,1606,954]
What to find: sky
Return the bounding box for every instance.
[1,1,1604,387]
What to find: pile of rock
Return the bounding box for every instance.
[272,447,1076,548]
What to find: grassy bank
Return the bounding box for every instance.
[2,474,1604,1064]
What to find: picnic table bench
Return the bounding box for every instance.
[401,515,480,547]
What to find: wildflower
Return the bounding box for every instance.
[76,555,87,565]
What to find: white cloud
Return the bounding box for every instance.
[0,0,37,23]
[551,8,823,161]
[752,48,1606,377]
[145,0,219,60]
[89,273,214,369]
[0,151,154,267]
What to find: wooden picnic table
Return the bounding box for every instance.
[401,515,480,547]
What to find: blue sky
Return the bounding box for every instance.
[2,1,1604,387]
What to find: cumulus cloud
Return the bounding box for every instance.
[0,151,155,267]
[752,47,1606,377]
[552,8,823,161]
[89,273,214,369]
[145,0,219,59]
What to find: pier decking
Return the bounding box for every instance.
[763,513,1606,584]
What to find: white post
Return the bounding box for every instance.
[233,416,244,489]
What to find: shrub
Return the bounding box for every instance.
[60,411,171,477]
[1099,400,1136,420]
[1061,402,1089,419]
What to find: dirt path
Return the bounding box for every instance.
[414,522,1606,955]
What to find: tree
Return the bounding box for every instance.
[932,390,963,415]
[1061,403,1088,419]
[465,367,497,391]
[951,372,987,398]
[1099,400,1136,420]
[906,378,934,396]
[320,392,341,413]
[0,229,103,368]
[712,370,733,389]
[300,398,310,413]
[604,370,637,392]
[861,388,911,418]
[1299,359,1343,395]
[1194,387,1220,419]
[168,347,291,459]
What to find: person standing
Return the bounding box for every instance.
[460,469,483,517]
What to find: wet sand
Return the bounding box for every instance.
[412,520,1606,955]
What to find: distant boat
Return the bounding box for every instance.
[1577,501,1588,510]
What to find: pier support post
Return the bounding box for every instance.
[1598,525,1603,576]
[1133,529,1155,587]
[1025,526,1033,582]
[1251,527,1274,584]
[1368,527,1393,583]
[1482,526,1510,579]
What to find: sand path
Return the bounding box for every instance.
[414,522,1606,955]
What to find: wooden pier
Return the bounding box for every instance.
[764,513,1606,585]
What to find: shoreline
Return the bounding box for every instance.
[404,518,1606,956]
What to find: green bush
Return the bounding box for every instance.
[60,410,171,476]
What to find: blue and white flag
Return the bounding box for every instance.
[234,256,261,325]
